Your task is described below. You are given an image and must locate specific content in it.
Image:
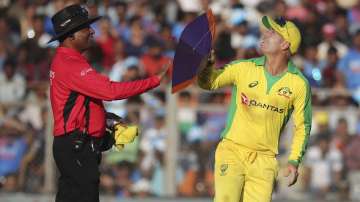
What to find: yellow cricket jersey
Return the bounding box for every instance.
[198,56,312,166]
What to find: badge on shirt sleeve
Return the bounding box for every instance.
[80,68,93,76]
[220,164,229,176]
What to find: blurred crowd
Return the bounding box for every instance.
[0,0,360,201]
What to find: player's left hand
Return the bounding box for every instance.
[207,49,216,66]
[284,163,299,187]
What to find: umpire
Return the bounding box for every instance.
[49,4,166,202]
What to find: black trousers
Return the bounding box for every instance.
[53,130,102,202]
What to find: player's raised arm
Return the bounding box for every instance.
[197,50,240,90]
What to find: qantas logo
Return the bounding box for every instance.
[240,92,285,113]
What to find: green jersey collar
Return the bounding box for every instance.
[253,56,298,74]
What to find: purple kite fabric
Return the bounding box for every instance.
[172,9,216,93]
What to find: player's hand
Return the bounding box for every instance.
[284,163,299,187]
[106,112,125,124]
[197,49,215,74]
[156,62,170,82]
[207,49,215,66]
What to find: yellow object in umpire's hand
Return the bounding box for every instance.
[113,123,139,150]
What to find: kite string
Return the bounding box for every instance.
[192,30,210,51]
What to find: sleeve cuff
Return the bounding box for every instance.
[151,75,161,86]
[288,160,299,167]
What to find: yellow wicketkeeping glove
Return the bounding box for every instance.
[113,123,139,151]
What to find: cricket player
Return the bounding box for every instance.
[197,16,312,202]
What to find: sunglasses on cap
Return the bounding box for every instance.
[274,16,286,27]
[274,16,290,44]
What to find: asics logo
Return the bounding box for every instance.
[248,81,259,88]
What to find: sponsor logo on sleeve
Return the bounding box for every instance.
[80,68,93,76]
[219,164,228,176]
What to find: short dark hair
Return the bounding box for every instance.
[179,91,191,99]
[337,117,347,125]
[354,29,360,37]
[3,57,17,68]
[58,35,69,43]
[328,46,338,54]
[114,1,128,8]
[317,134,330,143]
[33,14,45,22]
